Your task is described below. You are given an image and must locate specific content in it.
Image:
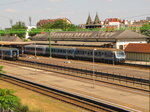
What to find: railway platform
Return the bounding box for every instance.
[125,60,150,66]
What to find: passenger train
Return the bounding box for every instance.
[0,47,19,60]
[24,45,126,63]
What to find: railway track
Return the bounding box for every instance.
[24,55,150,69]
[1,59,149,92]
[0,73,132,112]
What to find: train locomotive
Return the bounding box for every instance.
[24,45,126,63]
[0,47,19,60]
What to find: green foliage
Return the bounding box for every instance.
[39,23,53,29]
[39,20,78,31]
[0,66,5,73]
[0,89,29,112]
[28,28,39,37]
[0,89,20,111]
[12,21,27,29]
[11,21,27,38]
[140,22,150,43]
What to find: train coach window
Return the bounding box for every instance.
[88,51,92,55]
[98,52,101,56]
[82,51,84,54]
[95,52,98,56]
[105,52,113,57]
[80,51,83,54]
[68,50,72,53]
[77,50,80,54]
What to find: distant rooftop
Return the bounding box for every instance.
[31,30,149,42]
[0,36,23,42]
[125,43,150,53]
[37,18,72,27]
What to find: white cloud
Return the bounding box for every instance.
[3,8,17,13]
[107,0,113,2]
[48,0,63,2]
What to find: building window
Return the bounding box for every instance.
[119,45,123,50]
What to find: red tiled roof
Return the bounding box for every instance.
[125,43,150,53]
[37,18,72,27]
[105,18,121,22]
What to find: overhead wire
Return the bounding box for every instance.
[122,13,150,20]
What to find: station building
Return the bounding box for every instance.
[31,30,149,50]
[125,43,150,62]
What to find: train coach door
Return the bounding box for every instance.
[12,50,18,59]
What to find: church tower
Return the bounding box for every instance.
[94,13,101,24]
[85,13,102,29]
[86,14,92,25]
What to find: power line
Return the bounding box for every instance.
[123,13,150,19]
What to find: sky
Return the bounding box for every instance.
[0,0,150,29]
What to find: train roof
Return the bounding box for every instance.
[0,47,19,50]
[24,45,123,51]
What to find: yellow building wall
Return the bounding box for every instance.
[126,52,150,62]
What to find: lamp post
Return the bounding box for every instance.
[34,43,37,58]
[48,31,52,58]
[1,44,4,60]
[92,49,97,88]
[66,48,68,60]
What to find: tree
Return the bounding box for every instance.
[51,20,68,29]
[39,22,53,29]
[0,89,29,112]
[11,21,27,38]
[39,20,78,31]
[28,28,39,37]
[140,22,150,43]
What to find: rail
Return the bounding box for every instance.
[19,59,150,86]
[1,59,149,91]
[0,73,132,112]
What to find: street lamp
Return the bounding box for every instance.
[66,48,68,60]
[1,44,4,60]
[92,49,97,88]
[48,31,52,58]
[34,43,37,58]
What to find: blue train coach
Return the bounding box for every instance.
[0,47,19,60]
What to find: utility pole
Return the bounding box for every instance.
[10,19,13,28]
[29,17,31,26]
[92,49,97,88]
[48,31,52,57]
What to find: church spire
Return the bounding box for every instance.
[94,12,101,24]
[86,13,92,25]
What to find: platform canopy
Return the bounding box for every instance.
[0,41,34,46]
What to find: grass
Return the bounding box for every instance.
[0,80,88,112]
